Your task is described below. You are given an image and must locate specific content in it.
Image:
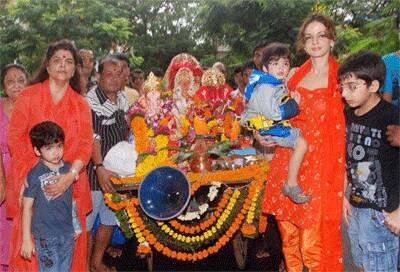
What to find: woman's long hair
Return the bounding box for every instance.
[30,39,82,94]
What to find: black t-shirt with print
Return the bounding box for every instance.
[345,99,399,212]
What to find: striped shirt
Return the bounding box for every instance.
[86,85,130,191]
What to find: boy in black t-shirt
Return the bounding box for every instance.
[339,51,399,271]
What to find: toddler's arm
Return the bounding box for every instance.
[21,197,35,260]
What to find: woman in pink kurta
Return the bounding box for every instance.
[0,64,28,272]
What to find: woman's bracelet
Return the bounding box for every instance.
[69,169,79,181]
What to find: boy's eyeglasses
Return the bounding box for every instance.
[339,82,367,93]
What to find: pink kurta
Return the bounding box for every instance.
[0,99,12,270]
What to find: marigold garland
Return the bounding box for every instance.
[119,186,247,260]
[104,163,268,261]
[111,160,268,186]
[131,116,150,154]
[168,188,233,234]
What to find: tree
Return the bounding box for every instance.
[0,0,132,73]
[319,0,399,61]
[198,0,314,69]
[105,0,202,71]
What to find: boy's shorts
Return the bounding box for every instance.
[86,191,117,231]
[270,127,299,148]
[35,235,74,272]
[348,206,399,270]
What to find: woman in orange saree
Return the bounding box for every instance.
[6,40,93,271]
[261,14,345,271]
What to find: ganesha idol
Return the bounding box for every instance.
[127,72,173,133]
[160,53,204,140]
[163,53,203,116]
[195,68,233,102]
[193,68,244,119]
[138,72,163,120]
[189,68,245,143]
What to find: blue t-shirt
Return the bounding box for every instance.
[23,160,74,238]
[382,52,400,106]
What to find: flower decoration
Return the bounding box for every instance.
[105,167,267,261]
[131,116,150,154]
[110,52,267,262]
[177,182,221,221]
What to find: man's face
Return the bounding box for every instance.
[99,62,123,94]
[79,50,94,77]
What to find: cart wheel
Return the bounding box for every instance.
[232,232,248,270]
[146,251,153,271]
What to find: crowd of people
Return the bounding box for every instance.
[0,12,399,272]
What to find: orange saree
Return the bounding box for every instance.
[6,80,93,271]
[262,56,345,271]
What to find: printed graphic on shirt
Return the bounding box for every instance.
[39,170,58,201]
[346,122,387,208]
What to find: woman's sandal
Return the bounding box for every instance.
[282,182,311,204]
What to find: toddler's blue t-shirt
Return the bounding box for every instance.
[23,160,74,238]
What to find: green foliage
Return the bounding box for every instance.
[335,17,398,62]
[104,0,203,72]
[0,0,397,76]
[198,0,314,70]
[0,0,127,73]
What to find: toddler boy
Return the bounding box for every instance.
[241,42,309,203]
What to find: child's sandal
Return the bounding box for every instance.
[282,182,311,204]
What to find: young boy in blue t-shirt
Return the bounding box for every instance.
[339,51,399,271]
[20,121,79,271]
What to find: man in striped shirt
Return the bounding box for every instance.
[85,56,130,271]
